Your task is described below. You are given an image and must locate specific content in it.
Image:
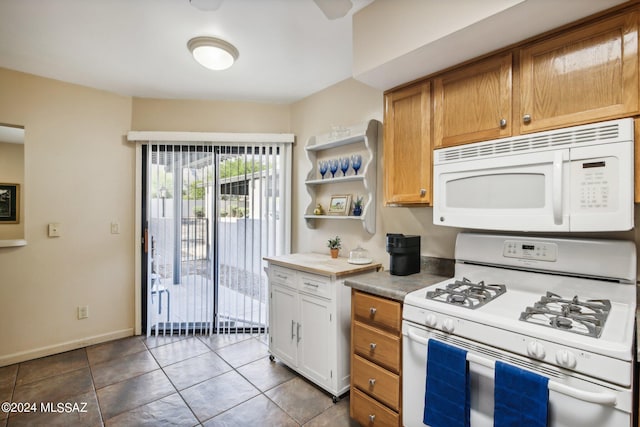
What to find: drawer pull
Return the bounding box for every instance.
[369,307,377,316]
[368,378,376,387]
[369,414,376,423]
[369,342,377,351]
[303,281,319,287]
[276,274,288,279]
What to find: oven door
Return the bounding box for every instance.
[433,149,569,232]
[402,321,632,427]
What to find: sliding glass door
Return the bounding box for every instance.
[143,141,290,337]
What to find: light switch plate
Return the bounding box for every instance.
[48,223,61,237]
[110,222,120,234]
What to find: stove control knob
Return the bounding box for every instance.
[442,318,455,333]
[555,349,577,369]
[425,314,437,328]
[527,341,546,359]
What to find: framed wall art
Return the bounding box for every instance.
[0,183,19,223]
[328,194,351,216]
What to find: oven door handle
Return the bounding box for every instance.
[405,330,618,406]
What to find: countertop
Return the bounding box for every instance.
[344,270,451,302]
[264,252,382,277]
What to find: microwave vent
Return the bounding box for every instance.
[436,119,628,164]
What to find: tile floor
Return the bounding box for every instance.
[0,334,358,426]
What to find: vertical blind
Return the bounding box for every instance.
[144,137,292,339]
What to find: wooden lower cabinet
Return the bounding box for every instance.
[350,290,403,426]
[352,354,400,411]
[351,388,401,427]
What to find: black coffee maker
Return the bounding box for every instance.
[386,233,420,276]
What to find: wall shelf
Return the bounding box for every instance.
[304,119,380,234]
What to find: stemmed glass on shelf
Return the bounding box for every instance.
[329,159,339,178]
[351,154,362,175]
[319,160,329,179]
[340,157,350,177]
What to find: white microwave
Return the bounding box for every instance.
[433,118,634,232]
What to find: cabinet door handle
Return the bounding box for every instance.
[523,114,532,124]
[369,414,376,423]
[420,188,426,197]
[369,342,377,351]
[297,322,301,343]
[291,320,295,340]
[499,118,507,127]
[368,378,376,387]
[369,307,377,316]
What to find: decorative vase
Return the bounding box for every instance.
[330,248,339,259]
[353,205,362,216]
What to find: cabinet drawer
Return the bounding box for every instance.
[299,272,331,299]
[352,354,400,411]
[353,321,401,373]
[269,265,296,288]
[353,291,401,334]
[351,388,400,427]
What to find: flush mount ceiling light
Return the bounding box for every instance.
[187,36,239,71]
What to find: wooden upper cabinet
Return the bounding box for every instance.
[433,53,513,148]
[384,81,431,206]
[519,11,639,134]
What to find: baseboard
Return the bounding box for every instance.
[0,328,135,367]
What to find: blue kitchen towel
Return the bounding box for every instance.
[423,339,470,427]
[494,361,549,427]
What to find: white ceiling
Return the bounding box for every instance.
[0,0,631,106]
[0,0,372,104]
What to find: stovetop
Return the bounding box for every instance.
[424,276,613,339]
[403,262,636,361]
[426,277,506,309]
[519,292,611,338]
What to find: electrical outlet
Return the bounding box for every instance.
[48,223,61,237]
[77,306,89,320]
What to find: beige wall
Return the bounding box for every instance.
[131,98,290,132]
[0,68,134,365]
[0,141,24,239]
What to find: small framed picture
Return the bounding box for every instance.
[328,194,351,215]
[0,183,19,223]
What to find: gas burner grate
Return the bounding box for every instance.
[519,292,611,338]
[426,277,506,309]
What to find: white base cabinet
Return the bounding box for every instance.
[265,254,381,400]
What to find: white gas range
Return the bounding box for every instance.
[402,233,637,427]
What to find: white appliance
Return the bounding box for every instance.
[433,118,634,232]
[402,233,636,427]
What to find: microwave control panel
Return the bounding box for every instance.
[571,157,616,212]
[503,240,558,262]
